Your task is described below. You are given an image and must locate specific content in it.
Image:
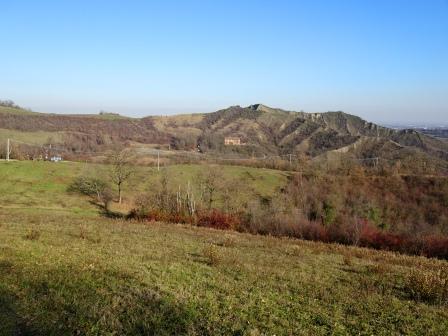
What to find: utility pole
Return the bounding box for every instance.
[6,138,10,162]
[289,154,292,166]
[157,150,160,171]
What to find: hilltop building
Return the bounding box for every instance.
[224,137,241,145]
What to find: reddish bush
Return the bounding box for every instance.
[300,221,330,243]
[360,225,405,251]
[196,210,241,230]
[356,225,448,259]
[128,208,448,260]
[420,236,448,259]
[326,224,351,245]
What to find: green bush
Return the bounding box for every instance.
[323,202,336,226]
[68,176,113,210]
[68,176,108,197]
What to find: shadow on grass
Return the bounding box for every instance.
[0,262,197,335]
[0,286,38,336]
[101,209,126,219]
[0,260,37,336]
[87,200,126,219]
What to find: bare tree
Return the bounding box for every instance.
[199,168,222,210]
[109,150,134,204]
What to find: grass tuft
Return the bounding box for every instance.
[78,224,88,240]
[342,253,353,266]
[23,229,41,241]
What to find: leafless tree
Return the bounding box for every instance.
[199,168,222,210]
[176,181,196,215]
[350,217,364,246]
[109,150,134,204]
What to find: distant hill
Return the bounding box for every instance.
[0,105,170,152]
[419,128,448,139]
[151,104,448,165]
[1,104,447,169]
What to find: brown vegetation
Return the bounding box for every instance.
[126,165,448,259]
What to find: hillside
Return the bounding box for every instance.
[1,160,447,253]
[1,104,447,170]
[1,206,448,334]
[0,106,169,152]
[0,160,447,334]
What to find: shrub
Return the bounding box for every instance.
[299,221,330,243]
[242,200,300,237]
[421,236,448,260]
[405,267,448,305]
[367,207,384,228]
[359,226,405,252]
[202,244,222,266]
[68,176,108,197]
[99,187,114,211]
[68,176,112,210]
[196,210,240,230]
[322,202,336,226]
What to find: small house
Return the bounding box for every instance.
[224,137,241,146]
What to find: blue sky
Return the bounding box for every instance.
[1,0,447,124]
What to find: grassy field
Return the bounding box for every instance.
[0,161,99,216]
[0,128,66,146]
[0,210,447,335]
[0,161,288,215]
[0,161,447,335]
[0,106,37,116]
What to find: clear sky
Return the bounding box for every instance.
[1,0,447,124]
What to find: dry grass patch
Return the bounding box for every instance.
[365,262,391,275]
[217,234,237,248]
[286,244,306,257]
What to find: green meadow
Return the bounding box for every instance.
[0,161,288,215]
[0,161,447,335]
